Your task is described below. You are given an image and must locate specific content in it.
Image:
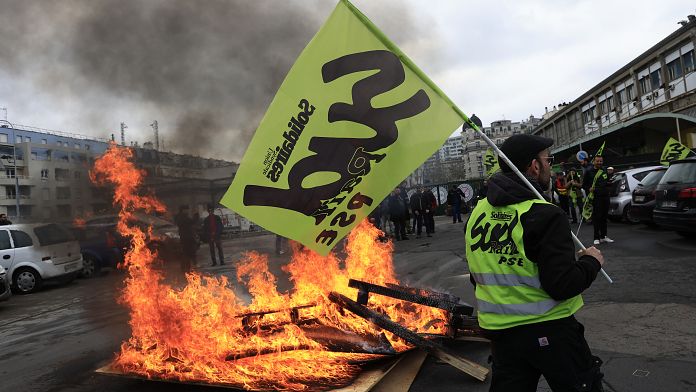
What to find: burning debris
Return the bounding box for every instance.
[92,143,488,390]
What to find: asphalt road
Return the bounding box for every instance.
[1,216,694,392]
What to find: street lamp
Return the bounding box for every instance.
[0,120,21,222]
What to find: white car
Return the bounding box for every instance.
[0,265,10,301]
[609,166,663,222]
[0,223,83,294]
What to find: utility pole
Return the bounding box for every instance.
[120,122,127,146]
[150,120,159,150]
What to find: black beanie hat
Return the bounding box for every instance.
[499,134,554,173]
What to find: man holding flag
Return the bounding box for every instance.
[466,134,606,391]
[582,153,614,245]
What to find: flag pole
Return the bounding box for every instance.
[462,117,613,284]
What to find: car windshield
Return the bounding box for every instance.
[639,170,666,186]
[34,223,75,246]
[660,162,696,184]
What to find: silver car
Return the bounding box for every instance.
[609,166,663,223]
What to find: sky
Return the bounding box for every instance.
[0,0,692,161]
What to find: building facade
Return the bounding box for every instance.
[533,17,696,168]
[0,124,237,223]
[462,116,541,180]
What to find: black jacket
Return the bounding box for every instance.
[475,172,601,301]
[582,167,611,198]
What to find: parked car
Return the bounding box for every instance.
[627,167,668,224]
[0,223,84,294]
[82,213,181,262]
[653,158,696,237]
[70,222,124,278]
[609,165,663,223]
[0,265,11,301]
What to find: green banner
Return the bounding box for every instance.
[660,137,691,166]
[220,0,464,255]
[483,148,499,178]
[594,141,605,158]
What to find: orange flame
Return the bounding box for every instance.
[73,217,86,228]
[92,143,447,390]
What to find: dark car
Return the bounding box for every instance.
[70,223,125,278]
[653,158,696,238]
[628,167,667,224]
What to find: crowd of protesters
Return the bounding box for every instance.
[368,184,472,241]
[549,156,616,244]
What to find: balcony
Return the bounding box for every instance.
[0,175,33,185]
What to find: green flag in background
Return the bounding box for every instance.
[594,141,605,158]
[220,0,464,255]
[660,137,692,166]
[483,148,499,177]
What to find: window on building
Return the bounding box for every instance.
[650,70,661,91]
[74,171,81,180]
[25,137,31,144]
[15,135,22,143]
[85,144,91,151]
[71,152,86,163]
[639,76,650,95]
[54,150,69,162]
[0,134,7,143]
[56,187,71,200]
[75,187,82,199]
[42,188,50,201]
[607,96,613,111]
[627,84,635,100]
[598,100,607,114]
[667,58,683,81]
[41,169,49,179]
[31,147,51,161]
[55,168,70,181]
[41,139,47,144]
[683,50,694,73]
[616,88,625,106]
[74,143,80,149]
[42,207,51,220]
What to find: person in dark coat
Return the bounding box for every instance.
[409,188,428,237]
[202,204,225,266]
[174,205,197,273]
[583,156,614,245]
[388,189,409,241]
[447,185,466,223]
[421,187,437,234]
[466,134,605,391]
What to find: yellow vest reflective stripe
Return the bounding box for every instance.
[465,198,583,330]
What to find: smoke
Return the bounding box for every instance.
[0,0,435,161]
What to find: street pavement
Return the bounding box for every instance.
[0,215,694,391]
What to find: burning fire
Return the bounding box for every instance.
[92,143,447,391]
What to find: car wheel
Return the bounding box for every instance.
[13,267,42,294]
[80,255,101,279]
[623,204,640,224]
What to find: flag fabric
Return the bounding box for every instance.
[582,142,608,220]
[483,148,499,177]
[220,0,464,255]
[594,141,605,158]
[660,137,692,166]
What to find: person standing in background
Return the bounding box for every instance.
[202,204,225,266]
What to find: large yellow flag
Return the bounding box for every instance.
[660,137,692,166]
[221,0,464,255]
